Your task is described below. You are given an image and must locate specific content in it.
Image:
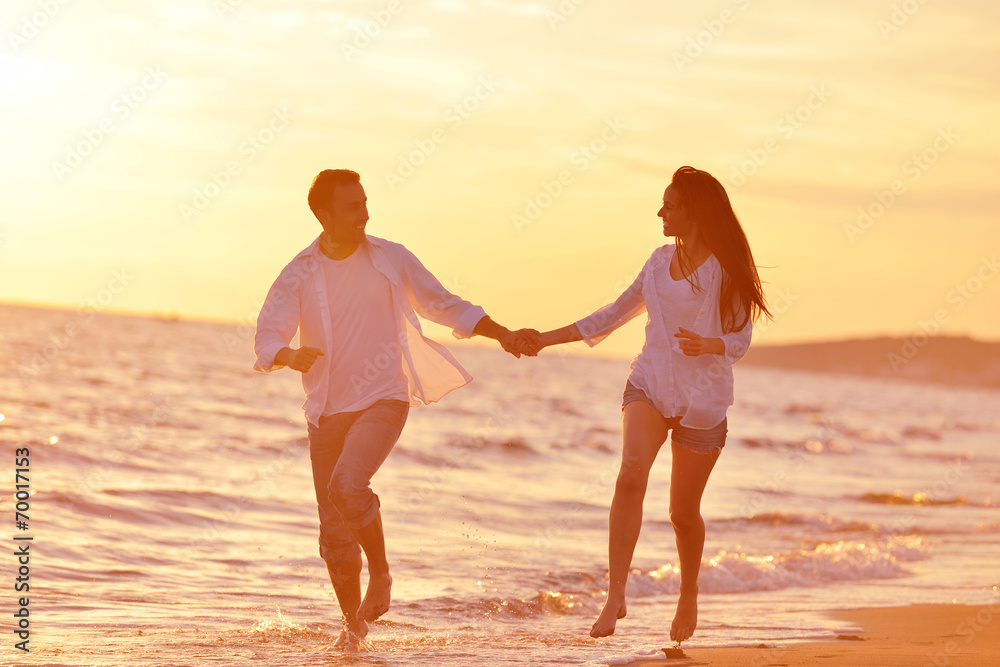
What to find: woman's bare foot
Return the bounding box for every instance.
[590,597,627,638]
[670,591,698,643]
[357,572,392,622]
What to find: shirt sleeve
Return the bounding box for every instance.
[399,247,487,339]
[719,298,753,365]
[575,263,648,347]
[252,262,303,373]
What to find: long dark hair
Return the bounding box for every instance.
[671,166,772,332]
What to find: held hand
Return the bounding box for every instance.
[674,328,722,356]
[500,329,541,358]
[288,346,325,372]
[514,329,542,357]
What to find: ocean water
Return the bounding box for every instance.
[2,303,999,666]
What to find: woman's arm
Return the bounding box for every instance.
[538,323,584,350]
[674,327,725,356]
[519,254,653,355]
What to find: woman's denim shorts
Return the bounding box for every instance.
[622,381,727,452]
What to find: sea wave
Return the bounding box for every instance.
[398,537,929,621]
[858,491,976,506]
[447,435,540,455]
[738,436,855,455]
[713,511,878,533]
[630,536,927,596]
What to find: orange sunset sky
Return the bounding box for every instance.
[2,0,998,358]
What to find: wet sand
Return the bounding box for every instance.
[632,603,1000,666]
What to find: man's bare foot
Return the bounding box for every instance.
[590,597,627,638]
[332,625,367,651]
[670,592,698,643]
[346,617,369,639]
[357,572,392,622]
[332,613,369,650]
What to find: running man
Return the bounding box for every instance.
[253,169,537,646]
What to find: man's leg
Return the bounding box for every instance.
[352,512,391,622]
[324,555,364,639]
[308,413,368,640]
[327,399,409,623]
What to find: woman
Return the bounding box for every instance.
[530,166,771,643]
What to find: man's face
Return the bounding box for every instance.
[319,181,368,245]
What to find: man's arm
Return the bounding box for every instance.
[254,264,311,373]
[398,247,486,338]
[274,346,325,372]
[396,246,539,357]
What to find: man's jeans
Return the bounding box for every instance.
[307,398,409,566]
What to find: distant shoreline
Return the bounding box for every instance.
[742,335,1000,389]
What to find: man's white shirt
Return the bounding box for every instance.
[254,235,487,427]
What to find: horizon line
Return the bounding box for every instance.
[3,298,997,348]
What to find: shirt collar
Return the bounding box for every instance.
[294,234,384,261]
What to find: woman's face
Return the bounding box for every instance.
[658,184,694,238]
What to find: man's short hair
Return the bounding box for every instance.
[307,169,361,218]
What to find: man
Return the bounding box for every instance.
[253,169,537,646]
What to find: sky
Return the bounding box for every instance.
[2,0,998,359]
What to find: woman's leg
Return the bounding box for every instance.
[668,440,721,643]
[591,400,670,638]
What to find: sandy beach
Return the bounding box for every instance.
[632,603,1000,666]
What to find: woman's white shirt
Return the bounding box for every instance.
[575,244,752,429]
